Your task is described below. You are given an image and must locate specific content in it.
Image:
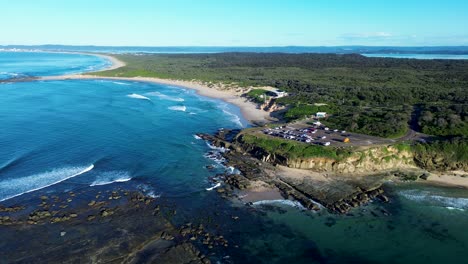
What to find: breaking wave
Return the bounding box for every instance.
[127,93,151,100]
[90,171,132,186]
[253,199,305,209]
[0,164,94,202]
[112,81,130,86]
[146,91,184,102]
[399,190,468,211]
[168,105,186,112]
[206,182,221,191]
[217,103,244,128]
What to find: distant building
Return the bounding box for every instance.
[266,89,288,98]
[316,112,327,118]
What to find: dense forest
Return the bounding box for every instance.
[95,53,468,138]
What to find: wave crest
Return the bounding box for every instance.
[90,171,132,186]
[0,164,94,202]
[399,190,468,210]
[168,105,186,112]
[127,93,151,100]
[146,91,184,102]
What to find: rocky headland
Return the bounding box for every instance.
[197,129,467,214]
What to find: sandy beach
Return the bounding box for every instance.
[92,53,127,71]
[40,55,272,124]
[426,171,468,188]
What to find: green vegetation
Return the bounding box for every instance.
[246,89,269,103]
[284,103,332,121]
[322,105,410,138]
[412,137,468,170]
[240,133,351,160]
[95,53,468,138]
[394,142,412,153]
[418,104,468,136]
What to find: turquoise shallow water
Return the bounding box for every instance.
[0,51,109,79]
[0,52,467,263]
[0,79,245,202]
[236,184,468,263]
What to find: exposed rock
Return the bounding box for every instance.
[0,205,25,213]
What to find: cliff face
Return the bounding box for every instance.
[236,138,416,174]
[413,153,468,172]
[286,147,415,173]
[259,98,284,112]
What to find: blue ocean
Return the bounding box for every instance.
[0,51,467,263]
[0,51,110,80]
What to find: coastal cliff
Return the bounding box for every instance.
[235,134,417,174]
[199,130,467,214]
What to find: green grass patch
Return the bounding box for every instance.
[246,89,269,103]
[240,133,350,160]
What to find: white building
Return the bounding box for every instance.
[316,112,327,118]
[266,89,288,98]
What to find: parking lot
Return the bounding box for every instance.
[261,122,395,147]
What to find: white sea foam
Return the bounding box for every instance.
[227,166,241,175]
[90,171,132,186]
[146,91,184,102]
[445,206,465,211]
[218,103,244,127]
[253,199,305,209]
[112,81,130,86]
[399,190,468,210]
[136,183,161,198]
[168,105,186,112]
[146,191,161,198]
[204,151,226,164]
[206,142,227,152]
[127,93,151,101]
[0,164,94,202]
[193,135,202,140]
[206,182,221,191]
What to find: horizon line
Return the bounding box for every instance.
[2,44,468,48]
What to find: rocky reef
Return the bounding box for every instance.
[0,190,212,263]
[197,130,394,214]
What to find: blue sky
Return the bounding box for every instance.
[1,0,467,46]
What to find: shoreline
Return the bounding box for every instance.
[40,74,273,124]
[39,53,272,124]
[91,53,127,71]
[24,52,468,191]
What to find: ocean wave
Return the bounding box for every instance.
[168,105,186,112]
[253,199,305,209]
[204,151,226,164]
[127,93,151,101]
[206,142,228,153]
[90,171,132,186]
[217,103,244,128]
[146,91,184,102]
[136,184,161,198]
[226,166,241,175]
[206,182,221,191]
[112,81,131,86]
[0,164,94,202]
[399,190,468,210]
[193,135,202,140]
[0,72,25,80]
